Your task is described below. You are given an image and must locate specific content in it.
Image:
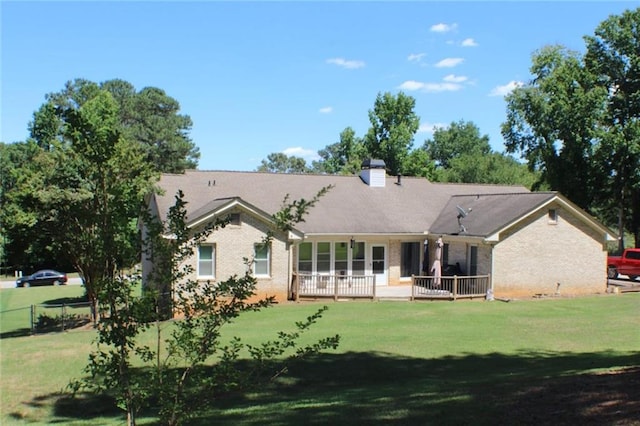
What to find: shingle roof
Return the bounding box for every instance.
[154,170,529,235]
[429,192,558,237]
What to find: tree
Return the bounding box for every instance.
[363,92,420,176]
[501,44,607,210]
[256,152,310,173]
[585,8,640,248]
[424,120,491,169]
[74,188,339,426]
[438,152,540,187]
[7,90,157,318]
[312,127,366,175]
[402,148,437,179]
[38,78,199,173]
[0,141,52,271]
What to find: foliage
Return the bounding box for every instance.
[502,45,606,208]
[437,152,540,187]
[311,127,367,175]
[40,78,199,173]
[75,187,339,426]
[585,8,640,248]
[2,90,158,315]
[502,9,640,248]
[424,120,492,169]
[422,120,538,186]
[363,92,420,176]
[2,77,197,273]
[256,152,310,173]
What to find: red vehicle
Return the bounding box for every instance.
[607,248,640,281]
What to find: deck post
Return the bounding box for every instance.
[334,276,338,301]
[372,275,376,299]
[410,275,415,301]
[453,275,458,300]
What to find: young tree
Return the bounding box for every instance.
[363,92,420,176]
[8,90,157,318]
[75,187,339,426]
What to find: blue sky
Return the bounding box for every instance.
[2,1,637,171]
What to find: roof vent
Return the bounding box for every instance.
[360,159,386,187]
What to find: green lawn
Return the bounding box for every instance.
[1,286,639,425]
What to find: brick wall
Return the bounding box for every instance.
[180,210,291,302]
[492,204,607,297]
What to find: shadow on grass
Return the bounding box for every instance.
[18,349,638,425]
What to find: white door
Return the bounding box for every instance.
[371,244,388,285]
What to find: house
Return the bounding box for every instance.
[142,161,615,303]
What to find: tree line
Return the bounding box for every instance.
[257,9,640,249]
[0,8,638,281]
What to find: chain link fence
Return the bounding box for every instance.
[0,301,93,337]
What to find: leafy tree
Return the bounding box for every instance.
[38,78,199,173]
[3,78,195,272]
[501,44,607,210]
[363,92,420,176]
[256,152,310,173]
[312,127,366,175]
[6,90,157,317]
[438,152,540,187]
[0,141,50,270]
[585,8,640,248]
[424,120,491,169]
[402,148,437,179]
[74,187,339,426]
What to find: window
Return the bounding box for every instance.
[442,243,450,266]
[469,245,478,276]
[352,242,365,275]
[335,242,348,276]
[253,243,270,276]
[548,209,558,224]
[317,242,331,274]
[298,242,313,273]
[229,213,241,226]
[198,245,215,278]
[401,242,421,277]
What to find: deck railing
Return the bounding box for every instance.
[411,274,491,300]
[292,273,376,301]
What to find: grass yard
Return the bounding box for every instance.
[1,286,639,425]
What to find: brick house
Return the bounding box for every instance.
[142,161,615,302]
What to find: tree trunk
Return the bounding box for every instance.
[618,188,626,252]
[631,189,639,248]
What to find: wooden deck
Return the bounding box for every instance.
[292,273,492,301]
[411,274,491,300]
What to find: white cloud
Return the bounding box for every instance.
[418,122,447,134]
[398,80,427,91]
[326,57,365,69]
[461,38,478,47]
[398,80,463,93]
[408,53,426,62]
[435,57,464,68]
[489,80,524,97]
[319,106,333,114]
[443,74,467,83]
[282,147,319,161]
[430,23,457,33]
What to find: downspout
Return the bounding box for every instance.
[489,242,495,292]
